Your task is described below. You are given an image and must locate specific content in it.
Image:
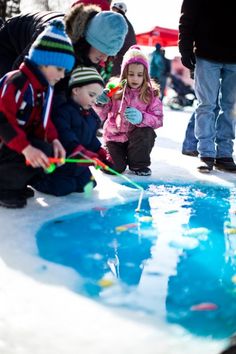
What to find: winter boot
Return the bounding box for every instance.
[197,157,214,173]
[182,150,199,157]
[129,167,152,176]
[20,186,35,199]
[0,190,27,209]
[214,158,236,172]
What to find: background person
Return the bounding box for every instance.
[110,1,136,77]
[150,43,170,100]
[178,0,236,173]
[0,3,128,79]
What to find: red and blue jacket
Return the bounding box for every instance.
[0,58,58,154]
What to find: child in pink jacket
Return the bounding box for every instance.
[96,45,163,176]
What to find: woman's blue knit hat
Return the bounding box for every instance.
[28,20,75,72]
[85,11,128,56]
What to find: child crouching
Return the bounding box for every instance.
[0,20,75,208]
[33,66,113,196]
[96,45,163,176]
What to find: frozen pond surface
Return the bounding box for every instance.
[1,108,236,354]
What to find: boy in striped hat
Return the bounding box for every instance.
[32,66,113,196]
[0,20,75,208]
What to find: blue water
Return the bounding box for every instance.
[36,182,236,339]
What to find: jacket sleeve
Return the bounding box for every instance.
[53,108,82,155]
[178,0,198,55]
[86,110,101,152]
[138,96,163,129]
[45,116,58,143]
[0,81,30,153]
[94,100,113,122]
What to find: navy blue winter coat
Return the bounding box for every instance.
[52,98,101,156]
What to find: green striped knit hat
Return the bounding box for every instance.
[28,20,75,72]
[69,66,105,89]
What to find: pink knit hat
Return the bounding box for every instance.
[120,45,149,75]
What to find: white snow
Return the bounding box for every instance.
[0,107,234,354]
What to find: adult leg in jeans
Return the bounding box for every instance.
[182,111,198,156]
[214,63,236,171]
[194,58,221,172]
[182,96,221,157]
[194,58,221,158]
[215,63,236,157]
[195,58,236,172]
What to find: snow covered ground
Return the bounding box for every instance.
[0,107,235,354]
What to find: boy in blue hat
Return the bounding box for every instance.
[0,20,75,208]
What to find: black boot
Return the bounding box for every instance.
[182,150,199,157]
[20,186,35,199]
[197,157,214,173]
[220,344,236,354]
[214,158,236,172]
[0,190,27,209]
[129,167,152,176]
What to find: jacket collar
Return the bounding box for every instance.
[20,57,49,91]
[68,98,91,116]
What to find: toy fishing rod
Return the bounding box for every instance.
[26,157,94,173]
[75,150,144,212]
[26,155,144,212]
[92,157,144,212]
[106,79,127,97]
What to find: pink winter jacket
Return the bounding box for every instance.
[96,87,163,143]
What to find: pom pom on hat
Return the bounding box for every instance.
[69,66,105,89]
[28,20,75,72]
[85,11,128,56]
[121,45,149,74]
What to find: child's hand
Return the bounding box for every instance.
[97,147,114,168]
[96,89,110,105]
[22,145,49,169]
[125,107,143,125]
[70,145,99,166]
[52,139,66,159]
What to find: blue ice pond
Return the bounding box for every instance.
[36,182,236,339]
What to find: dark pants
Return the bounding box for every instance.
[106,127,156,173]
[0,140,52,197]
[32,163,96,196]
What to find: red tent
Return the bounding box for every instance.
[136,26,179,47]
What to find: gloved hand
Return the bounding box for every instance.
[181,53,196,70]
[97,147,114,168]
[125,107,143,125]
[96,89,110,105]
[70,145,99,166]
